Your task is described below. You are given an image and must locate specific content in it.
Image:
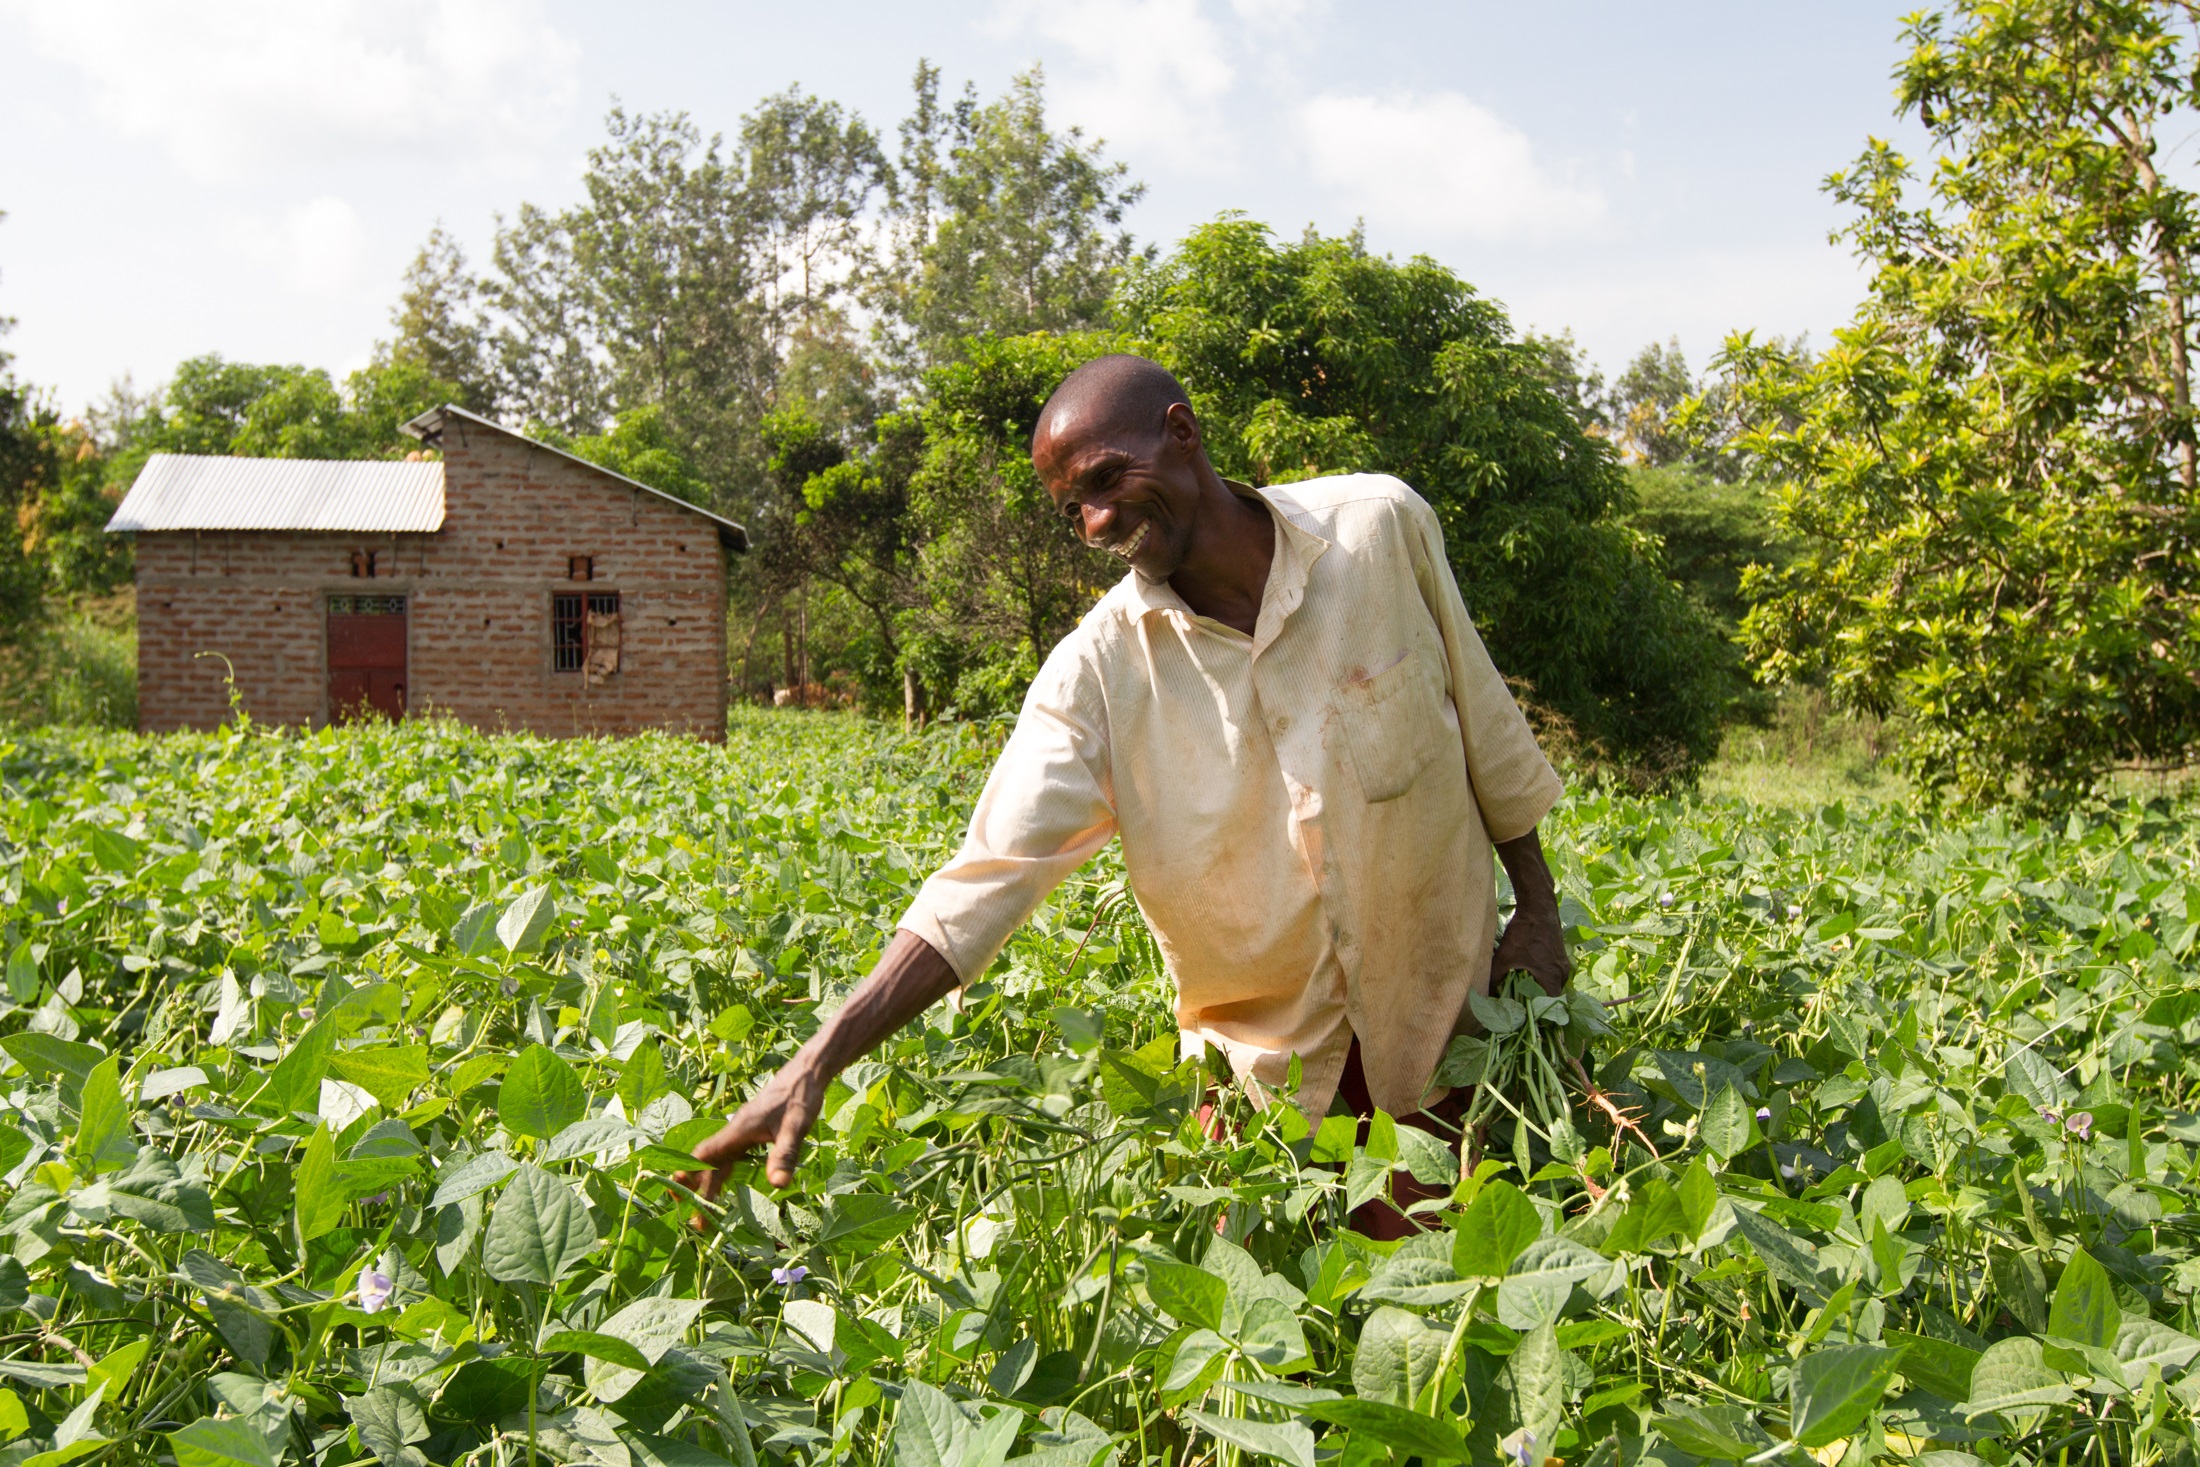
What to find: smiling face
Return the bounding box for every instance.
[1033,398,1207,581]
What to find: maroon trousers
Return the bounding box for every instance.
[1336,1037,1471,1240]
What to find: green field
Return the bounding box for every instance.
[2,711,2198,1467]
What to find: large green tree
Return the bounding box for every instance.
[1727,0,2200,802]
[1118,218,1734,777]
[874,65,1145,377]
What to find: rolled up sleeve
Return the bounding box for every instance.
[898,653,1118,983]
[1402,494,1563,843]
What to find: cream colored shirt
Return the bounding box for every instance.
[900,474,1563,1118]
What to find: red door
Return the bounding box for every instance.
[328,595,407,723]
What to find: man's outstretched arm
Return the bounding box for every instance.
[1492,827,1570,997]
[677,929,959,1197]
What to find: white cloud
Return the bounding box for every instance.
[229,196,368,297]
[3,0,579,180]
[988,0,1243,166]
[1299,90,1605,243]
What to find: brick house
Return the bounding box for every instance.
[107,405,747,739]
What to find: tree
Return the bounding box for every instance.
[904,331,1128,715]
[1119,217,1735,778]
[875,65,1145,376]
[1612,338,1696,467]
[740,88,888,343]
[1726,0,2200,803]
[381,226,496,412]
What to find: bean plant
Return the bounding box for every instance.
[2,711,2199,1467]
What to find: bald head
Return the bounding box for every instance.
[1034,354,1193,452]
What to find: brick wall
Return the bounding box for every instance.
[132,423,731,739]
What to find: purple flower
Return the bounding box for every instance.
[771,1264,808,1287]
[1508,1432,1538,1467]
[362,1191,390,1207]
[1658,892,1675,909]
[1756,1108,1772,1122]
[2066,1111,2094,1141]
[2042,1107,2063,1126]
[356,1270,395,1315]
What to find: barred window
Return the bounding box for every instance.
[553,591,620,673]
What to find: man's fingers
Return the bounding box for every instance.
[765,1094,814,1189]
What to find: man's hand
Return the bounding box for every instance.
[676,1057,828,1200]
[1493,827,1570,997]
[672,929,958,1218]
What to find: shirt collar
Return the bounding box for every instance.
[1120,479,1330,637]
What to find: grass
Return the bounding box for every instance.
[0,590,137,731]
[1697,684,1903,807]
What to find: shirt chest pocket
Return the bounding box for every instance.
[1334,652,1448,803]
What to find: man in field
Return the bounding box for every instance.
[681,355,1568,1236]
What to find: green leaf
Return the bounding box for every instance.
[167,1417,276,1467]
[1965,1337,2076,1426]
[1990,1248,2049,1334]
[1887,1330,1982,1402]
[497,885,557,953]
[450,901,499,959]
[1470,991,1526,1034]
[892,1379,965,1467]
[481,1163,597,1284]
[4,942,38,1004]
[1727,1203,1828,1303]
[2048,1248,2117,1350]
[542,1330,652,1370]
[1183,1409,1316,1467]
[1237,1294,1310,1370]
[435,1357,535,1423]
[1699,1083,1761,1161]
[71,1054,132,1174]
[2115,1316,2200,1379]
[294,1122,345,1242]
[619,1038,672,1112]
[1500,1321,1569,1457]
[1159,1329,1229,1407]
[624,1435,735,1467]
[498,1043,584,1139]
[1308,1112,1356,1164]
[1791,1343,1900,1448]
[1396,1125,1456,1184]
[1496,1237,1614,1331]
[1676,1158,1719,1241]
[327,1046,429,1109]
[0,1033,103,1088]
[1351,1305,1448,1407]
[262,1019,335,1118]
[1455,1178,1542,1278]
[1144,1256,1227,1332]
[1302,1399,1467,1462]
[430,1151,519,1210]
[0,1361,84,1390]
[586,1296,704,1403]
[89,827,141,875]
[85,1339,149,1404]
[1344,1151,1391,1212]
[1652,1402,1770,1460]
[346,1385,429,1467]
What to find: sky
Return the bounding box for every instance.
[0,0,1929,414]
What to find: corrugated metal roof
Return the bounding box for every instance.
[106,454,445,533]
[404,404,750,551]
